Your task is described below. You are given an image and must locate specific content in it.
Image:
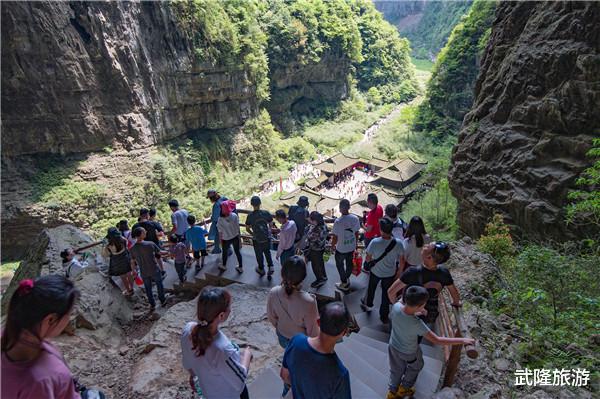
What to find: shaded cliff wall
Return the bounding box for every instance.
[449,1,600,241]
[1,1,259,156]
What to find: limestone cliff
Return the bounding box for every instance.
[449,1,600,241]
[1,1,259,156]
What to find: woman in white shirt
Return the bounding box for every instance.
[217,203,243,273]
[401,216,431,272]
[181,287,252,399]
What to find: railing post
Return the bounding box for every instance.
[443,328,463,387]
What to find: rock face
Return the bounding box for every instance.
[266,52,351,131]
[2,225,134,341]
[1,1,258,156]
[449,1,600,241]
[129,283,281,398]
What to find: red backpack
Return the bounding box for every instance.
[220,200,237,217]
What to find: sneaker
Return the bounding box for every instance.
[310,279,326,288]
[335,282,350,293]
[267,266,274,276]
[255,267,266,276]
[218,263,227,271]
[211,249,222,255]
[395,386,415,398]
[235,266,244,273]
[360,297,372,311]
[386,391,398,399]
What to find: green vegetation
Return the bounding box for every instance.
[1,261,20,278]
[477,217,600,380]
[414,0,496,140]
[411,57,434,73]
[173,0,270,100]
[352,0,418,103]
[401,1,473,60]
[566,137,600,244]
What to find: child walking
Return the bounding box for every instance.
[169,234,188,284]
[185,215,208,273]
[387,286,475,398]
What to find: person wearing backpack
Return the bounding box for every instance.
[384,204,407,241]
[288,196,309,249]
[217,200,243,273]
[360,218,405,324]
[207,189,229,255]
[245,196,275,277]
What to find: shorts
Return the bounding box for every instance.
[193,249,208,259]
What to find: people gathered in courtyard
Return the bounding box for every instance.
[17,191,476,399]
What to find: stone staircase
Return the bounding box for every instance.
[124,245,462,398]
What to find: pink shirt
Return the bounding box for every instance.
[1,341,80,399]
[277,220,297,257]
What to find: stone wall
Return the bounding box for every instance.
[1,1,258,156]
[449,1,600,241]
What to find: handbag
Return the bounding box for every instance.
[363,239,397,272]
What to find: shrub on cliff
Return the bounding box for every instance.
[351,0,418,103]
[414,0,496,140]
[566,137,600,248]
[477,213,516,268]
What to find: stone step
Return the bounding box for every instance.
[345,334,388,374]
[247,367,286,399]
[335,342,389,398]
[358,325,390,344]
[202,246,346,300]
[350,331,389,353]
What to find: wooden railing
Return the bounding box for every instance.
[438,289,478,387]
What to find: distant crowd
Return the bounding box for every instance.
[2,188,475,399]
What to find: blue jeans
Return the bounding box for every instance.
[280,246,295,265]
[143,270,165,307]
[277,332,291,396]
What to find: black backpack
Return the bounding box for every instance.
[289,205,308,242]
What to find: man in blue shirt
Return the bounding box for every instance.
[281,302,352,399]
[207,189,228,254]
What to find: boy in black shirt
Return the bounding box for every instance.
[387,242,461,326]
[245,196,274,277]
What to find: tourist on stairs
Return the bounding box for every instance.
[387,242,460,327]
[130,227,167,310]
[102,227,134,296]
[400,216,430,272]
[207,189,229,255]
[362,193,383,248]
[267,256,320,346]
[1,275,81,399]
[288,195,310,251]
[332,199,361,293]
[245,196,275,277]
[217,201,243,273]
[168,234,188,284]
[168,199,189,243]
[387,286,474,399]
[267,256,320,396]
[185,215,208,273]
[361,218,405,324]
[384,204,407,241]
[116,219,135,249]
[275,209,297,265]
[181,287,252,399]
[302,211,329,288]
[133,208,166,277]
[280,302,352,399]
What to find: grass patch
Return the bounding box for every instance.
[411,57,434,72]
[1,261,20,278]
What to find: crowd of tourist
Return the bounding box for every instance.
[2,187,476,399]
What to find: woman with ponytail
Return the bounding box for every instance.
[2,275,80,398]
[181,287,252,399]
[267,256,320,350]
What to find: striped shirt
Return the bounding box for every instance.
[181,322,247,398]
